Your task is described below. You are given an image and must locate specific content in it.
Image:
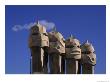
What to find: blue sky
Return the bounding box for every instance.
[5,5,106,74]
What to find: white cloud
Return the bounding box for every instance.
[39,20,55,31]
[12,22,36,32]
[12,20,55,32]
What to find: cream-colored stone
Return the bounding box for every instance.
[81,40,96,66]
[48,30,65,54]
[29,23,49,47]
[65,35,81,59]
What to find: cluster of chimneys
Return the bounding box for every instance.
[28,21,96,74]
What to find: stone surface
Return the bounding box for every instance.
[82,64,94,74]
[65,35,81,59]
[49,53,61,74]
[81,40,96,74]
[66,59,78,74]
[30,47,43,73]
[29,23,49,47]
[48,30,65,54]
[28,21,96,74]
[65,35,81,74]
